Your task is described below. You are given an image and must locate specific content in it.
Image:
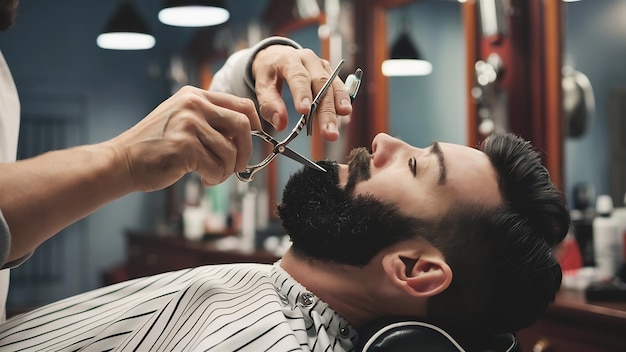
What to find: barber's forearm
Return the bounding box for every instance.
[0,143,132,262]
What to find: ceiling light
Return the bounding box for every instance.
[97,1,155,50]
[158,0,230,27]
[382,30,432,77]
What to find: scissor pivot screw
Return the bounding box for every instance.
[278,146,285,153]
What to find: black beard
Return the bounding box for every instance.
[277,149,424,266]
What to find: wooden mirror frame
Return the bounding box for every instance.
[466,0,564,190]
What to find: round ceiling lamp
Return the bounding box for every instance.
[97,1,155,50]
[158,0,230,27]
[382,29,432,77]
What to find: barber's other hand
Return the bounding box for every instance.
[252,45,352,142]
[109,86,261,189]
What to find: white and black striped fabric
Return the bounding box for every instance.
[0,263,356,351]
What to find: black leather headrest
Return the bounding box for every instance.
[356,319,520,352]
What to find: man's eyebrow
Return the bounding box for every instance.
[431,141,446,185]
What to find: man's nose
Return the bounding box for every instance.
[372,133,406,168]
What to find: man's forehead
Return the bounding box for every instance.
[440,142,502,207]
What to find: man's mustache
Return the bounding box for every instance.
[344,147,371,195]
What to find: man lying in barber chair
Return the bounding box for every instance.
[0,127,569,351]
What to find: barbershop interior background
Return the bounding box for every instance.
[1,0,626,324]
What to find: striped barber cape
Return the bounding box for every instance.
[0,263,356,351]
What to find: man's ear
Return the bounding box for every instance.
[382,247,452,298]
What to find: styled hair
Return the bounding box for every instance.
[423,133,570,333]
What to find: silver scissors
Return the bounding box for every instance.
[237,59,362,182]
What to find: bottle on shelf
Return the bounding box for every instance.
[592,195,620,281]
[612,193,626,263]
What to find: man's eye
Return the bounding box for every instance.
[409,157,417,176]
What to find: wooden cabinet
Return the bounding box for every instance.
[104,231,280,284]
[517,290,626,351]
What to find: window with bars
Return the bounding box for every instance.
[7,107,89,316]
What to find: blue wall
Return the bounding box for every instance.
[564,0,626,207]
[387,1,466,148]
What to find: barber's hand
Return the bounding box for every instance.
[109,86,262,189]
[251,45,353,142]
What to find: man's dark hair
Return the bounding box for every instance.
[423,132,570,333]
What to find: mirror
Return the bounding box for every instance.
[563,0,626,209]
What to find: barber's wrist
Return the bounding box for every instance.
[96,140,138,194]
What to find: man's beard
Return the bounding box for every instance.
[277,148,424,266]
[0,0,19,32]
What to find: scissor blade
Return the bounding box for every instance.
[281,147,326,172]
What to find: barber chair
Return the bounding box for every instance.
[356,318,520,352]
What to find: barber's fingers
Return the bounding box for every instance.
[297,55,351,141]
[196,90,262,131]
[278,48,320,116]
[253,46,352,141]
[254,49,316,131]
[193,91,259,173]
[255,71,292,131]
[284,51,353,139]
[193,121,237,186]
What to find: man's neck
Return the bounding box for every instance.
[279,249,410,327]
[279,250,381,327]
